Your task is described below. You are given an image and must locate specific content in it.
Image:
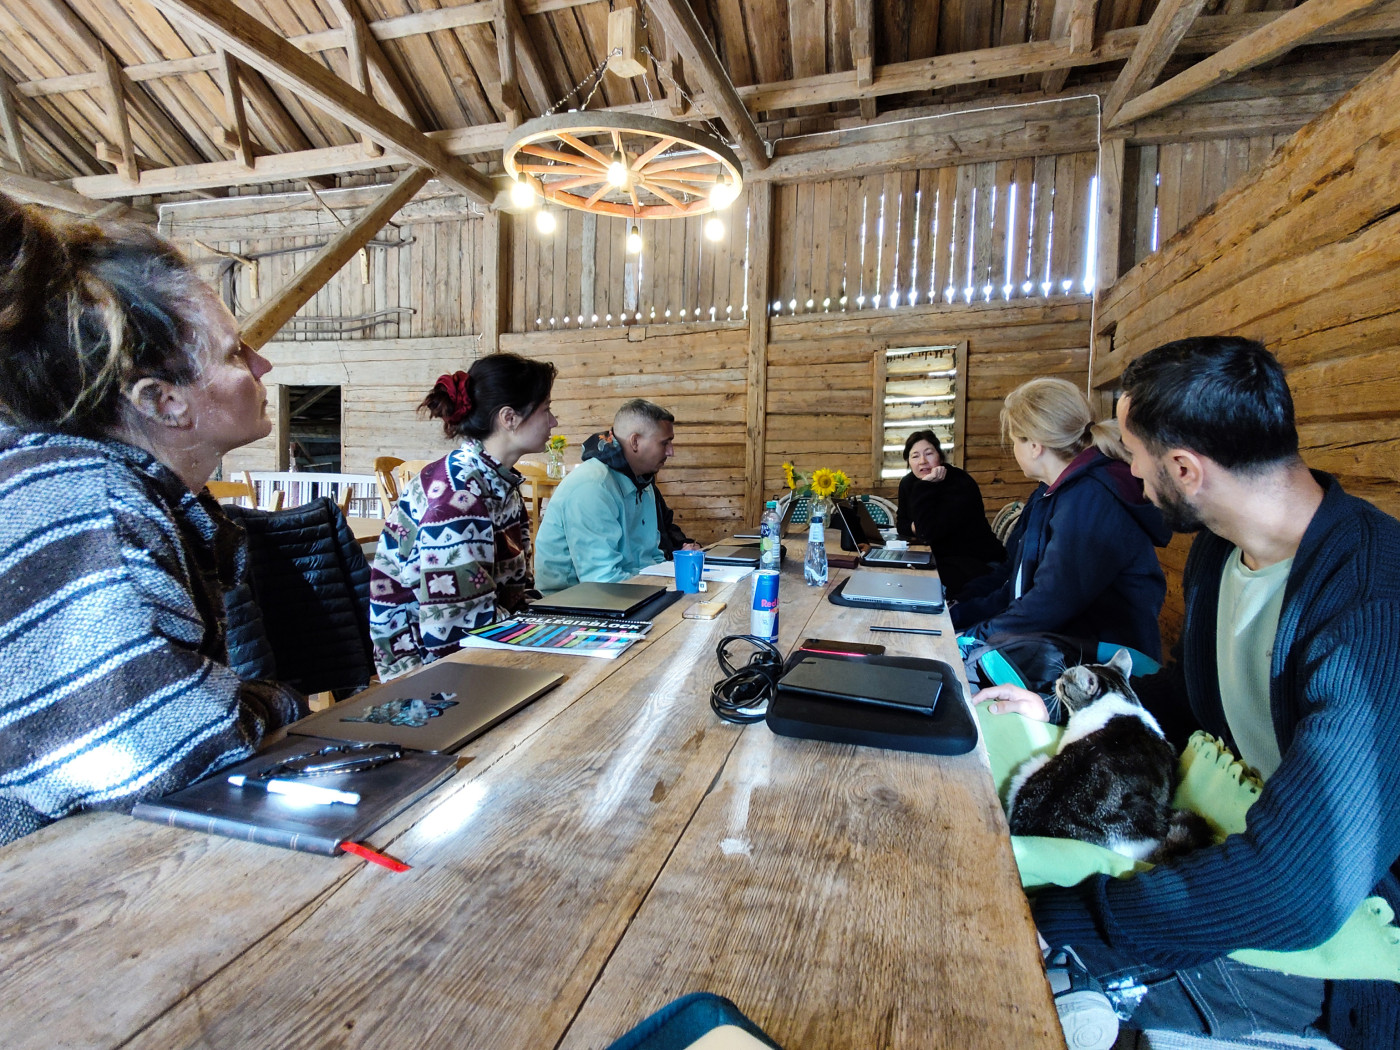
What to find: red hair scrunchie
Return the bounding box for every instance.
[435,371,473,425]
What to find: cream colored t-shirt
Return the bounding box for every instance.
[1216,548,1292,779]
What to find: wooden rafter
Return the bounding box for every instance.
[1108,0,1392,127]
[501,0,554,118]
[25,0,203,169]
[645,0,770,170]
[0,69,32,176]
[323,0,423,129]
[495,0,523,127]
[216,51,253,169]
[143,0,495,206]
[241,166,430,349]
[1103,0,1211,125]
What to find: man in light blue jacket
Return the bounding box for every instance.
[535,399,697,594]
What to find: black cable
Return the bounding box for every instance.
[710,634,785,724]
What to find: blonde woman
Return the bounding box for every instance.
[952,377,1170,660]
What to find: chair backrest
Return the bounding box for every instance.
[206,480,258,506]
[775,493,811,526]
[374,457,429,516]
[992,499,1025,544]
[858,493,897,528]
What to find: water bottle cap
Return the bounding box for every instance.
[765,500,776,508]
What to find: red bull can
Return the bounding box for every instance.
[750,569,780,641]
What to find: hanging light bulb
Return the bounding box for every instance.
[704,216,725,241]
[607,149,628,188]
[710,171,736,210]
[626,225,643,253]
[535,208,557,234]
[510,173,535,209]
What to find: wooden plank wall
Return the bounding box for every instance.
[765,300,1093,522]
[1093,51,1400,644]
[1123,134,1293,268]
[770,154,1098,315]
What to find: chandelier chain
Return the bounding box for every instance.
[545,48,621,117]
[639,44,733,148]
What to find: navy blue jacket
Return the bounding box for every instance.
[951,448,1170,661]
[1033,473,1400,1048]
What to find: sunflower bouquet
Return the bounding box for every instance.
[546,434,568,453]
[781,461,851,501]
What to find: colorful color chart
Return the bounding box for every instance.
[461,614,653,660]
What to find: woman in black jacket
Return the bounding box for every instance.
[895,430,1005,595]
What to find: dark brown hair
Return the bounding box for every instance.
[0,192,213,439]
[420,352,557,440]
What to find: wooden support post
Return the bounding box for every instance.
[242,167,431,348]
[0,170,153,221]
[744,182,773,523]
[480,207,508,354]
[217,52,255,168]
[852,0,876,120]
[0,70,31,176]
[1041,0,1098,93]
[324,0,422,129]
[1094,136,1126,301]
[99,48,138,182]
[495,0,523,128]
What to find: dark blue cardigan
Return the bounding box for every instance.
[951,448,1171,661]
[1034,473,1400,1048]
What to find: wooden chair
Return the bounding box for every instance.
[206,480,257,506]
[373,456,428,516]
[992,499,1025,544]
[515,459,562,539]
[857,493,898,528]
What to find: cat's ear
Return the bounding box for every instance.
[1108,647,1135,678]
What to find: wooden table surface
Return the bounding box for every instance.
[0,545,1061,1050]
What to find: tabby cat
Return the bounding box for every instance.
[1006,648,1212,863]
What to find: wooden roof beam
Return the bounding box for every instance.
[1108,0,1393,127]
[1103,0,1211,125]
[241,166,430,349]
[0,70,33,176]
[645,0,770,170]
[1041,0,1099,93]
[494,0,524,127]
[144,0,495,206]
[11,89,103,176]
[0,169,152,221]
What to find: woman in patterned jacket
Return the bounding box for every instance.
[0,193,304,846]
[370,354,557,680]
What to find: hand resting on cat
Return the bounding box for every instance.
[996,649,1213,864]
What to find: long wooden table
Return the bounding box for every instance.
[0,545,1061,1049]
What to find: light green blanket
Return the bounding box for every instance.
[977,701,1400,982]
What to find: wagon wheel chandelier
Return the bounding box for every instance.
[500,8,745,252]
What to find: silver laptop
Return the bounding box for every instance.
[289,661,565,752]
[842,569,944,610]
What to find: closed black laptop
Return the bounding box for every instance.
[529,580,667,618]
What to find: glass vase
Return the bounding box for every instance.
[546,449,565,479]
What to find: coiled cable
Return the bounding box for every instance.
[709,634,785,724]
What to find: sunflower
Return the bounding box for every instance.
[547,434,568,452]
[831,470,851,498]
[782,461,797,490]
[810,468,837,498]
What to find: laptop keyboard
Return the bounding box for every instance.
[866,548,912,562]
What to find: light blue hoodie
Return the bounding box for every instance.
[533,432,662,594]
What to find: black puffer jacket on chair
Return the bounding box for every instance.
[223,497,375,695]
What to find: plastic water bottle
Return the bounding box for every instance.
[759,499,782,571]
[804,506,828,586]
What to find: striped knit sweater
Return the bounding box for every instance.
[368,440,534,680]
[1034,473,1400,1045]
[0,426,305,846]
